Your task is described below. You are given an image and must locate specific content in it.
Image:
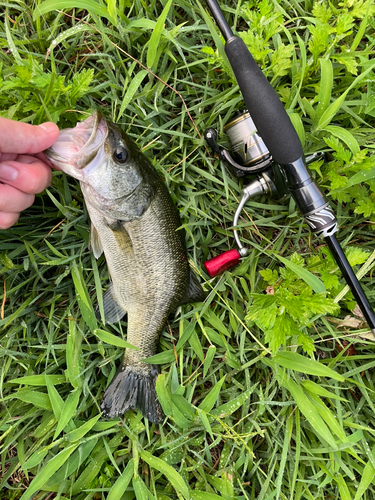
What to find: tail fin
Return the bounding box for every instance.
[100,364,164,423]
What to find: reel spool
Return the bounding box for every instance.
[204,110,272,178]
[224,111,270,168]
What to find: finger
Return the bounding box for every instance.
[0,152,57,170]
[0,183,35,212]
[0,118,60,155]
[0,211,20,230]
[0,153,18,162]
[0,158,52,194]
[0,152,58,170]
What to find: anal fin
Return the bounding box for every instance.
[179,269,206,306]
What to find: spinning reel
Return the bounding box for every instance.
[204,110,334,276]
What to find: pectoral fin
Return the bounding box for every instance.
[90,223,103,259]
[179,269,206,306]
[96,283,127,324]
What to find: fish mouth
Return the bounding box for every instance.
[45,111,108,171]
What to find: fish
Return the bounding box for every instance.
[45,111,205,423]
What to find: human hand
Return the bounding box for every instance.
[0,117,60,229]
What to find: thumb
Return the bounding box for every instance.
[0,118,60,155]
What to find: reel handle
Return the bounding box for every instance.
[204,249,241,277]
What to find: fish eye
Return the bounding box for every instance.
[113,147,128,164]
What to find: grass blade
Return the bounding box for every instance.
[198,375,226,413]
[71,260,98,331]
[288,112,305,146]
[197,408,214,440]
[45,375,64,421]
[211,387,257,417]
[11,390,52,410]
[132,475,152,500]
[302,380,348,401]
[46,439,98,487]
[94,328,139,350]
[5,11,22,64]
[203,345,216,377]
[146,0,173,69]
[140,450,190,499]
[314,58,333,126]
[8,375,66,386]
[351,0,372,51]
[19,444,79,500]
[33,0,116,24]
[117,70,148,121]
[107,459,134,500]
[65,414,101,442]
[273,352,344,381]
[317,63,375,130]
[196,0,232,77]
[336,473,352,500]
[280,376,337,448]
[324,125,360,156]
[192,492,225,500]
[66,314,83,389]
[47,24,94,54]
[308,392,347,442]
[22,448,49,471]
[155,373,173,416]
[141,350,175,364]
[354,459,375,500]
[275,410,292,498]
[53,388,81,439]
[275,254,326,293]
[344,168,375,189]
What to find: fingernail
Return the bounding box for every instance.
[0,164,18,181]
[39,122,59,134]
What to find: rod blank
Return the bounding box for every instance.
[325,234,375,331]
[205,0,233,41]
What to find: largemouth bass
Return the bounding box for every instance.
[45,111,205,423]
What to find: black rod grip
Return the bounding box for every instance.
[225,36,303,165]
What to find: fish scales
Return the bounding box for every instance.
[45,111,205,422]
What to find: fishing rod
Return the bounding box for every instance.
[203,0,375,336]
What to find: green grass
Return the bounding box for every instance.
[1,0,375,499]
